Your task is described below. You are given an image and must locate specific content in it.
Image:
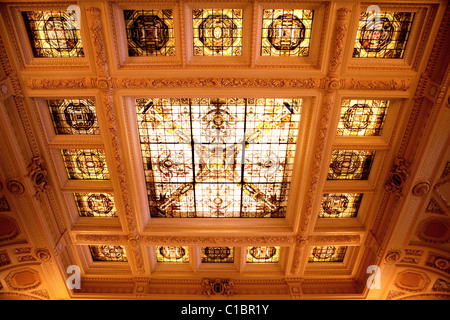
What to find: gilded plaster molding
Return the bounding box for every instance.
[142,235,293,245]
[25,76,412,91]
[308,234,361,245]
[385,157,412,197]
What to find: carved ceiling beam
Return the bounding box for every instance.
[74,233,364,247]
[25,76,411,91]
[290,7,352,276]
[86,6,144,275]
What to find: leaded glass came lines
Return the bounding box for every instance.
[47,99,99,135]
[124,9,175,56]
[136,98,301,217]
[201,247,234,263]
[246,246,280,263]
[193,9,243,56]
[89,245,127,262]
[74,193,117,217]
[327,150,375,180]
[319,193,363,218]
[308,246,347,262]
[61,149,109,180]
[261,9,313,56]
[353,11,414,59]
[337,100,389,136]
[155,246,189,262]
[22,11,84,58]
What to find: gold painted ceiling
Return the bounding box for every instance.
[0,0,449,301]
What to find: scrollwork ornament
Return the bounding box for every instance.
[385,250,402,263]
[327,77,340,90]
[26,157,49,199]
[201,279,236,296]
[412,181,431,197]
[434,257,450,270]
[35,248,51,261]
[296,236,308,247]
[6,180,24,196]
[385,157,411,196]
[97,77,112,91]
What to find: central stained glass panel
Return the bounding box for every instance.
[136,98,301,217]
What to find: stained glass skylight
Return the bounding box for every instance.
[89,245,127,262]
[201,247,234,263]
[47,99,99,135]
[337,100,389,136]
[261,9,313,57]
[155,246,189,263]
[246,246,280,263]
[74,193,117,217]
[308,246,347,262]
[22,11,84,58]
[193,9,243,56]
[136,98,301,218]
[327,150,375,180]
[61,149,110,180]
[124,9,175,56]
[319,193,363,218]
[353,11,414,59]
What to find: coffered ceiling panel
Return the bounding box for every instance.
[0,0,448,302]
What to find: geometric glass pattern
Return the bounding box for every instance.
[47,99,99,135]
[89,245,128,262]
[124,9,175,56]
[73,193,117,217]
[201,247,234,263]
[327,150,375,180]
[155,246,189,263]
[21,11,84,58]
[136,98,301,218]
[261,9,313,57]
[193,9,243,56]
[353,11,414,59]
[61,149,110,180]
[246,246,280,263]
[337,99,389,136]
[308,246,347,262]
[319,193,363,218]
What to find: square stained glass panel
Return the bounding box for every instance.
[337,100,389,136]
[193,9,243,56]
[47,99,99,135]
[201,247,234,263]
[327,150,375,180]
[319,193,363,218]
[353,11,414,59]
[22,11,84,58]
[155,246,189,263]
[246,246,280,263]
[61,149,110,180]
[261,9,313,56]
[309,246,347,262]
[136,98,301,218]
[124,9,175,56]
[73,193,117,217]
[89,245,127,262]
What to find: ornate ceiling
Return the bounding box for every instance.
[0,0,449,300]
